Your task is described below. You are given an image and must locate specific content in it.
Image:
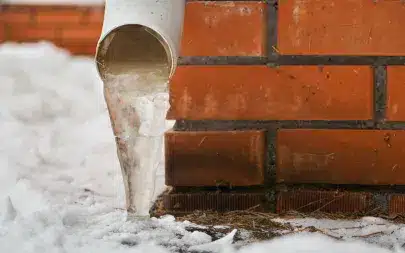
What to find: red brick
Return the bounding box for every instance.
[165,130,265,187]
[277,130,405,185]
[0,10,33,24]
[35,8,85,24]
[7,25,59,42]
[84,7,104,25]
[168,66,373,120]
[387,67,405,121]
[163,192,265,214]
[277,190,372,214]
[59,43,97,55]
[278,0,405,55]
[0,25,5,42]
[389,195,405,216]
[181,1,267,56]
[60,25,102,43]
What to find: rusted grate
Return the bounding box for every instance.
[389,195,405,216]
[163,192,265,214]
[277,190,373,214]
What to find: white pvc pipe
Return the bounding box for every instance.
[94,0,185,216]
[96,0,185,79]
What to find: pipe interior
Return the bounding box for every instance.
[96,24,171,81]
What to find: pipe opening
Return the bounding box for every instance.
[96,24,172,84]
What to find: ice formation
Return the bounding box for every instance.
[103,65,173,216]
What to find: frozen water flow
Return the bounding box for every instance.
[103,65,173,216]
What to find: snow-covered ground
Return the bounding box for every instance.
[1,41,405,253]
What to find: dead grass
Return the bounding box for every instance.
[172,210,384,242]
[150,194,405,242]
[175,210,292,241]
[278,210,365,220]
[172,210,364,241]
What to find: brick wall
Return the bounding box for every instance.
[164,0,405,217]
[4,1,405,216]
[0,4,104,55]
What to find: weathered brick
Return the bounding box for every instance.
[0,5,104,55]
[0,25,5,42]
[35,8,85,24]
[165,130,266,187]
[168,66,373,120]
[163,192,265,214]
[0,10,33,24]
[387,67,405,121]
[58,43,97,55]
[389,195,405,216]
[277,190,373,214]
[60,25,102,43]
[181,1,267,56]
[6,25,59,42]
[277,130,405,185]
[84,7,104,25]
[278,0,405,55]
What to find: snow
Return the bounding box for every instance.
[183,231,212,245]
[273,216,405,250]
[1,41,405,252]
[237,233,402,253]
[188,229,237,253]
